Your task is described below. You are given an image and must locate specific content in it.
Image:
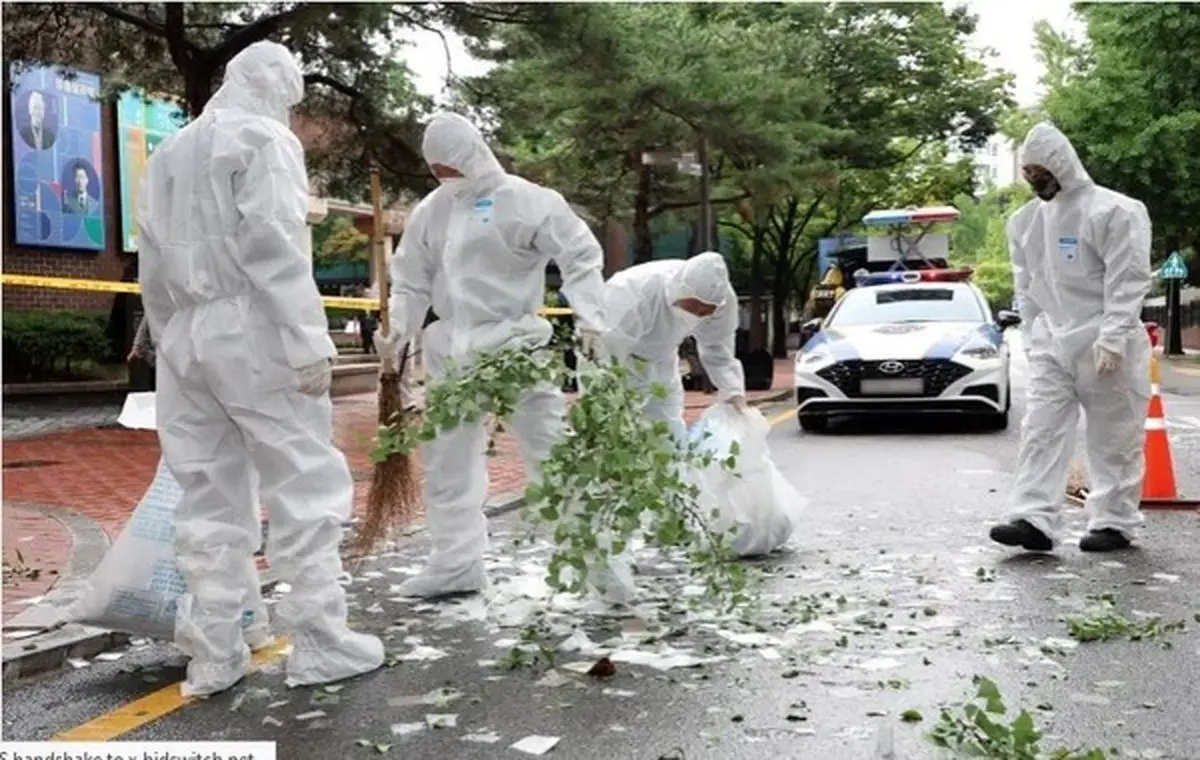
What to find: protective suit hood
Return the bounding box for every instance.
[1020,122,1093,193]
[206,41,304,125]
[665,252,730,308]
[422,112,506,185]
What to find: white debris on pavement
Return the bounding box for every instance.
[511,734,561,755]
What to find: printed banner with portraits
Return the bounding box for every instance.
[9,63,106,251]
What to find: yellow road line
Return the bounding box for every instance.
[1,273,573,316]
[53,638,291,742]
[1171,364,1200,378]
[767,406,795,427]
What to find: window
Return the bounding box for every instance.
[828,286,986,326]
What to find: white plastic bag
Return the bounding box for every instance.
[68,393,264,640]
[687,403,804,557]
[67,456,190,639]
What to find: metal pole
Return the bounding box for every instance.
[698,134,712,252]
[1166,278,1184,356]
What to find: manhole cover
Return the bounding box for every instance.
[3,459,61,470]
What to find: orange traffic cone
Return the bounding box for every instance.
[1141,355,1200,509]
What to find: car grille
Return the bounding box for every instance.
[816,359,974,398]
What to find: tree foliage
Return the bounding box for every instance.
[461,3,1011,356]
[311,214,369,269]
[949,184,1034,309]
[1036,4,1200,274]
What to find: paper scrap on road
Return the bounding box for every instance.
[295,710,327,721]
[511,735,561,755]
[462,730,502,743]
[400,645,449,661]
[391,722,425,736]
[425,713,459,729]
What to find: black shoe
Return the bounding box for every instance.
[989,519,1053,552]
[1079,529,1132,553]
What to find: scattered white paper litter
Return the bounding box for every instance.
[608,649,722,671]
[67,658,90,669]
[511,735,560,755]
[425,713,458,729]
[857,657,903,671]
[759,647,782,661]
[400,645,448,661]
[94,651,125,661]
[295,710,326,721]
[262,716,283,727]
[462,730,502,744]
[391,722,425,737]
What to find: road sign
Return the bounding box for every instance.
[1158,251,1189,280]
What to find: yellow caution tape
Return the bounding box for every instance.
[2,273,574,316]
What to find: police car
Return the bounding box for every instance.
[793,267,1021,432]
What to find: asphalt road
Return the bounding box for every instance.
[7,352,1200,759]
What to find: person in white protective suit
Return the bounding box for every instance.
[602,253,748,442]
[374,112,626,600]
[990,122,1152,554]
[137,41,384,696]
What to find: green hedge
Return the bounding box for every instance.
[2,310,111,382]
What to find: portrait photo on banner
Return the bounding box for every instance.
[117,89,186,253]
[8,63,106,251]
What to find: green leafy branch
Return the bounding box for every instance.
[372,343,752,611]
[928,676,1110,760]
[372,346,560,462]
[1066,602,1185,646]
[523,356,749,610]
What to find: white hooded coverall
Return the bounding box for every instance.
[602,253,746,441]
[137,41,383,696]
[387,112,614,598]
[1005,123,1153,543]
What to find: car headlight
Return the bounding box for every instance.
[957,342,999,360]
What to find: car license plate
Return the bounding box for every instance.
[861,378,923,396]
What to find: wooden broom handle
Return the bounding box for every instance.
[369,164,389,337]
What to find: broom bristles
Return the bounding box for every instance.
[352,367,423,556]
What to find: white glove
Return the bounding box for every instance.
[296,359,333,397]
[579,329,606,360]
[1094,345,1121,375]
[373,331,401,359]
[726,394,748,414]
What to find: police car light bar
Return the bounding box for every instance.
[853,267,974,286]
[861,205,961,227]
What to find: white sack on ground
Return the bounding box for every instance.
[67,394,263,640]
[687,404,804,557]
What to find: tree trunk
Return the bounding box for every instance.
[771,247,791,358]
[185,68,217,117]
[633,159,654,264]
[748,222,767,352]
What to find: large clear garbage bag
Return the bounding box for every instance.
[686,403,805,557]
[66,393,267,642]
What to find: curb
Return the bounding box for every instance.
[2,570,282,683]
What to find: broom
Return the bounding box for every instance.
[352,165,422,556]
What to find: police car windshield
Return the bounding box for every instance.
[828,286,985,327]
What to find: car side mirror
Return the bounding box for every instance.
[996,310,1021,330]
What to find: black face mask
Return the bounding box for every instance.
[1027,174,1061,201]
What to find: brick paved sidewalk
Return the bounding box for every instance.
[2,358,793,621]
